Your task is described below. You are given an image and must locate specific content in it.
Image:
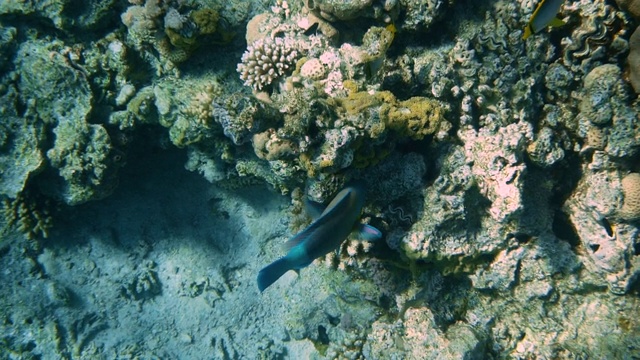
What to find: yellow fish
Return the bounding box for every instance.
[523,0,565,40]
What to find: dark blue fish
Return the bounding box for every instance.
[257,183,381,292]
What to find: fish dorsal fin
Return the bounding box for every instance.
[304,199,326,220]
[352,224,383,241]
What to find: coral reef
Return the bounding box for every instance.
[0,25,16,71]
[1,0,640,358]
[564,155,639,294]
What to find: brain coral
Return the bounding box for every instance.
[620,173,640,221]
[300,58,326,80]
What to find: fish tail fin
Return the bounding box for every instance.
[257,257,293,292]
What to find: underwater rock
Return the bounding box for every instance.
[578,64,640,159]
[0,0,119,32]
[363,307,484,359]
[213,93,280,146]
[0,26,16,71]
[526,127,565,168]
[396,122,537,270]
[121,1,232,70]
[45,119,117,206]
[400,0,454,32]
[16,40,92,126]
[615,0,640,19]
[628,26,640,93]
[461,122,532,224]
[365,152,426,204]
[14,39,121,205]
[306,0,379,21]
[564,157,640,294]
[0,89,44,199]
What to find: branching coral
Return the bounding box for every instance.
[237,36,301,91]
[1,191,54,240]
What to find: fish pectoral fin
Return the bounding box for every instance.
[284,225,315,250]
[304,199,326,220]
[353,224,382,241]
[548,17,565,28]
[523,25,533,40]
